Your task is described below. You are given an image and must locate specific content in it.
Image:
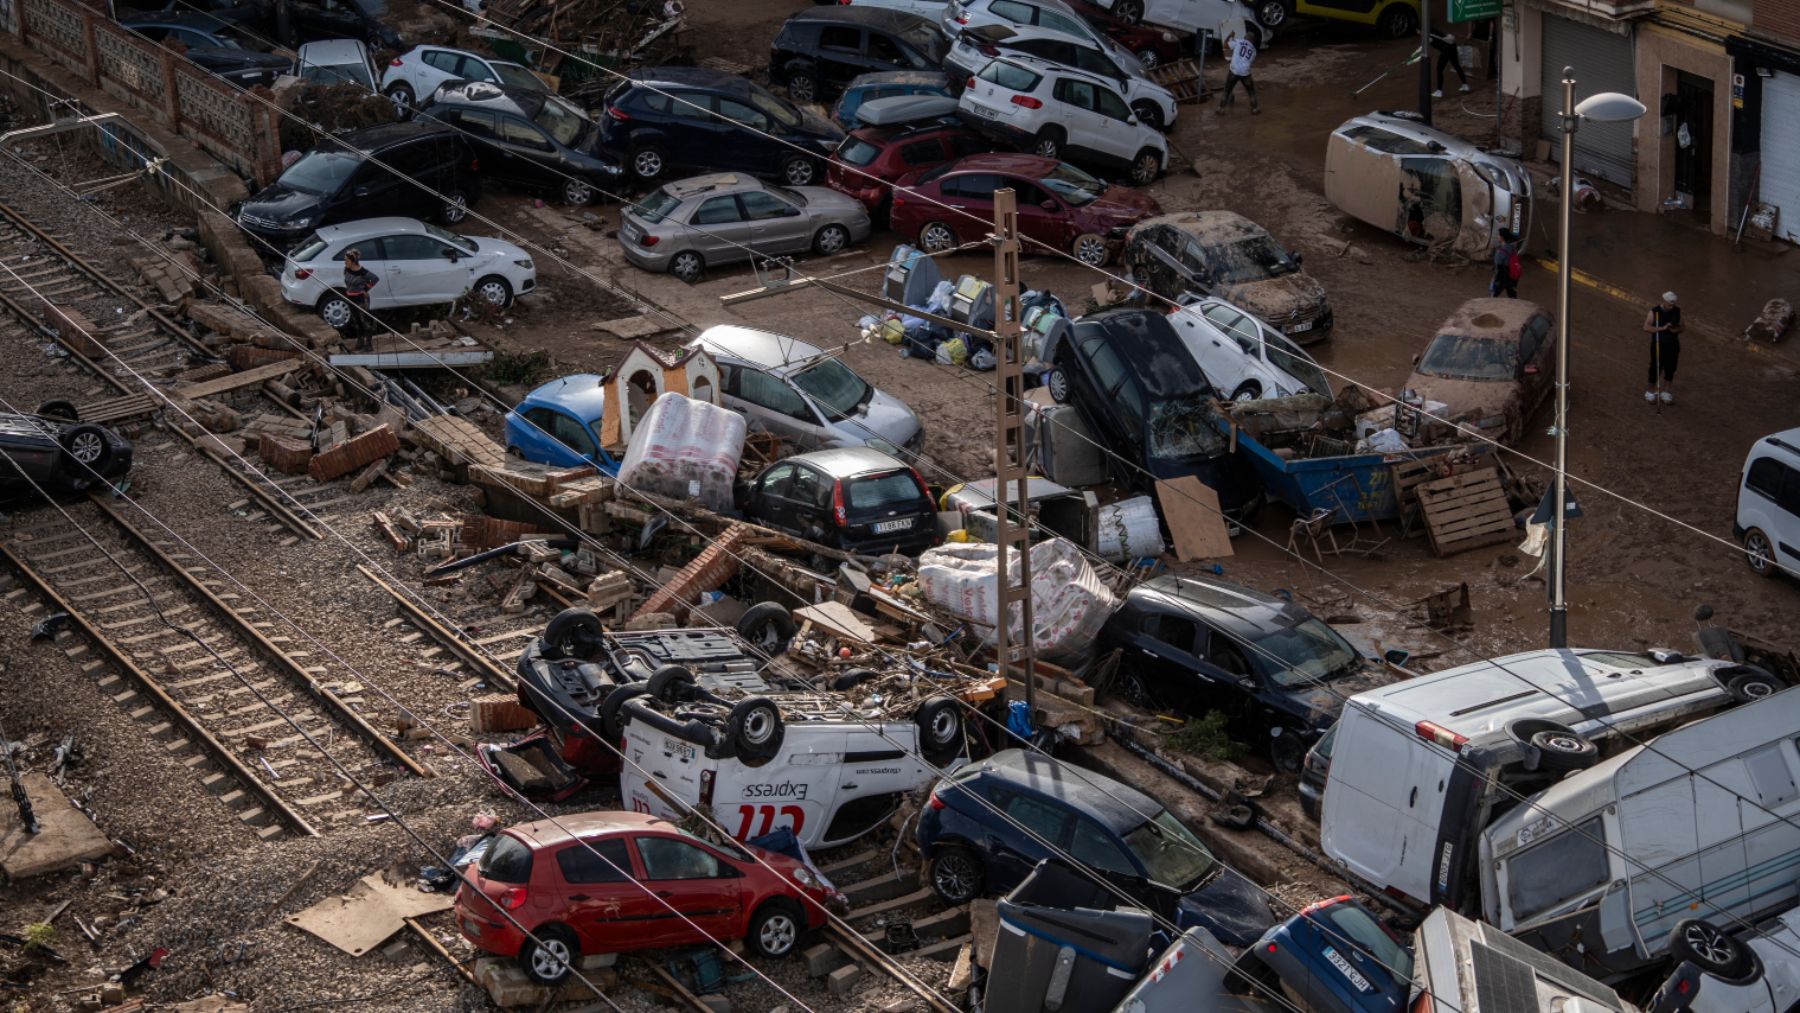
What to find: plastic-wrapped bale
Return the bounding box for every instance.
[615,391,746,512]
[916,537,1115,663]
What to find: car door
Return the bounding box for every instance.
[389,233,477,307]
[522,405,600,468]
[747,462,798,530]
[443,107,504,174]
[1196,302,1258,395]
[715,96,782,175]
[987,788,1073,888]
[687,194,755,265]
[381,137,444,221]
[781,463,835,540]
[495,114,559,189]
[1050,77,1106,159]
[865,29,916,75]
[631,833,743,946]
[454,53,502,85]
[1122,608,1213,707]
[1089,80,1139,162]
[414,48,459,95]
[660,89,727,171]
[330,158,400,224]
[816,24,866,91]
[725,364,834,446]
[1195,629,1262,730]
[941,172,999,229]
[740,189,812,255]
[552,837,655,955]
[1006,177,1069,251]
[1518,313,1554,412]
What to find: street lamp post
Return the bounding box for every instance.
[1548,68,1646,649]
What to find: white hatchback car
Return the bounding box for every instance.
[1166,295,1332,401]
[946,22,1176,129]
[1736,427,1800,579]
[279,217,536,328]
[380,45,544,119]
[958,55,1165,184]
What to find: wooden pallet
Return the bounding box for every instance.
[1149,57,1206,102]
[76,392,159,425]
[1417,467,1514,556]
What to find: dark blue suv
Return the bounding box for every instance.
[1227,896,1412,1013]
[918,749,1275,946]
[597,67,846,188]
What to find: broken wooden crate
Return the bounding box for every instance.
[1416,467,1515,556]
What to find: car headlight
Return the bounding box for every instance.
[1473,162,1506,189]
[792,866,820,889]
[513,259,533,269]
[284,215,314,229]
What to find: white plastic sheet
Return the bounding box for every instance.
[917,538,1116,663]
[616,391,746,512]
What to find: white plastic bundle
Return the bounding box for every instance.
[917,538,1116,663]
[616,391,746,512]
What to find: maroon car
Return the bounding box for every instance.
[1064,0,1190,67]
[889,153,1161,266]
[826,95,990,217]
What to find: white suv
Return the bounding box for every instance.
[279,217,536,328]
[380,45,544,119]
[958,55,1165,185]
[946,23,1177,129]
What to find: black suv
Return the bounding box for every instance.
[738,446,937,557]
[0,404,134,499]
[1041,308,1255,511]
[770,7,949,104]
[597,67,845,187]
[420,81,623,206]
[1098,574,1377,772]
[235,122,481,249]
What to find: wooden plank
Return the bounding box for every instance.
[795,601,877,643]
[1155,476,1233,561]
[170,358,301,400]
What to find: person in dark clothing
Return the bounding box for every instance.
[1644,291,1681,405]
[339,247,381,348]
[1470,17,1497,80]
[1430,30,1470,98]
[1490,229,1520,298]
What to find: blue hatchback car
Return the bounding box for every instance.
[917,749,1275,946]
[1227,895,1411,1013]
[503,374,619,474]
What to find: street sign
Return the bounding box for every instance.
[1447,0,1500,22]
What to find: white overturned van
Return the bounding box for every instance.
[1319,647,1778,912]
[1479,687,1800,979]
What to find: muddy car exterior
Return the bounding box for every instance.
[1401,298,1555,445]
[1124,212,1333,344]
[1325,112,1532,258]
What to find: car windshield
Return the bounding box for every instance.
[1255,618,1360,688]
[837,136,882,167]
[495,63,542,91]
[1038,162,1104,206]
[279,149,360,194]
[749,87,801,129]
[1417,332,1516,380]
[1122,811,1215,889]
[847,470,923,509]
[1211,235,1295,284]
[1266,338,1330,395]
[533,96,588,147]
[790,358,871,417]
[632,188,682,224]
[424,222,477,253]
[299,60,372,89]
[1145,397,1225,461]
[1322,904,1412,981]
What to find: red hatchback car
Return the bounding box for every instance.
[826,95,990,218]
[890,153,1162,266]
[456,812,840,984]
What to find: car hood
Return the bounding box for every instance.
[1082,186,1162,226]
[1402,372,1515,425]
[240,183,326,220]
[793,186,867,217]
[1219,272,1327,322]
[854,386,921,446]
[1176,868,1277,947]
[467,236,530,262]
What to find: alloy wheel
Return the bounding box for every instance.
[529,938,571,980]
[783,158,816,186]
[1746,530,1774,575]
[69,431,103,463]
[1072,235,1108,266]
[920,223,955,252]
[633,148,663,179]
[759,913,798,955]
[563,179,594,205]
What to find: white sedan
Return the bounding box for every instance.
[1649,915,1800,1013]
[379,45,544,118]
[1166,295,1332,401]
[280,217,535,328]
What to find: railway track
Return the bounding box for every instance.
[2,493,428,839]
[0,200,330,541]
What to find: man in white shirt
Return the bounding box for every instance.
[1219,32,1259,114]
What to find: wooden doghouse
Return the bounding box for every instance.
[597,342,720,449]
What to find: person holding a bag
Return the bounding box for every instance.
[1489,229,1521,298]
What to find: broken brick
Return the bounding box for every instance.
[308,424,399,482]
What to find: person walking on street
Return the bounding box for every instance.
[1644,291,1682,405]
[1218,32,1259,114]
[1429,29,1470,98]
[1490,229,1521,298]
[339,247,381,349]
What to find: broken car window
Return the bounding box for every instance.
[1122,811,1215,890]
[1145,398,1225,462]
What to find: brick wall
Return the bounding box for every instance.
[1754,0,1800,45]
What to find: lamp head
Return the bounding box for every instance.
[1574,91,1648,123]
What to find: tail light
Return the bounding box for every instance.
[605,105,630,122]
[699,769,715,807]
[1011,95,1042,109]
[497,887,527,910]
[892,193,907,208]
[293,267,312,280]
[1265,942,1278,953]
[469,157,480,171]
[389,57,403,66]
[955,12,969,23]
[831,480,847,526]
[966,76,976,88]
[638,233,660,247]
[927,788,946,810]
[1414,720,1468,750]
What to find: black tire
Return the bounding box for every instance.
[36,400,77,421]
[928,844,982,903]
[1046,368,1070,404]
[1529,726,1598,772]
[737,602,796,656]
[813,223,851,256]
[1131,100,1163,131]
[780,155,817,187]
[1376,2,1417,38]
[519,923,579,984]
[472,275,513,309]
[785,65,820,104]
[1744,527,1778,578]
[60,423,112,477]
[437,188,471,225]
[1232,381,1263,401]
[1113,0,1144,23]
[747,899,804,958]
[728,697,784,760]
[543,607,601,659]
[1129,147,1161,186]
[917,220,958,254]
[1727,667,1783,704]
[915,698,963,765]
[1269,728,1305,774]
[1255,0,1290,28]
[1668,919,1759,984]
[630,143,667,181]
[386,82,415,120]
[647,664,697,703]
[599,684,651,741]
[1032,128,1062,160]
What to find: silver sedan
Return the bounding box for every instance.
[618,173,871,284]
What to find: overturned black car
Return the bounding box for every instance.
[0,404,134,500]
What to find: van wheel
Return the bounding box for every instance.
[519,924,580,984]
[1743,527,1778,578]
[543,608,601,659]
[747,899,803,957]
[599,684,651,741]
[1727,666,1782,703]
[1669,919,1760,984]
[648,664,698,703]
[1528,725,1598,772]
[928,845,982,903]
[36,400,78,421]
[915,698,963,765]
[728,697,784,760]
[1232,382,1263,401]
[737,602,796,656]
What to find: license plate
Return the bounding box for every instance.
[972,104,998,119]
[622,223,641,242]
[1323,946,1371,992]
[873,518,914,534]
[1287,320,1313,333]
[461,915,481,937]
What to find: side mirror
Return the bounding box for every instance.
[1127,115,1140,126]
[1410,354,1421,367]
[352,185,371,198]
[442,248,460,262]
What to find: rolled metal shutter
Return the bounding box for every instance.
[1760,70,1800,243]
[1540,15,1637,187]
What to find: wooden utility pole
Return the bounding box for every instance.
[988,189,1034,717]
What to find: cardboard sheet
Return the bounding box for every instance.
[286,871,454,956]
[1155,477,1234,561]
